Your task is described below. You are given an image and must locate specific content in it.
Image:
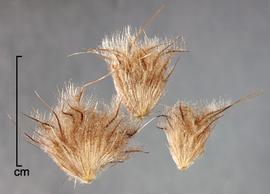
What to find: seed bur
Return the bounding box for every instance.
[158,92,261,171]
[25,82,142,184]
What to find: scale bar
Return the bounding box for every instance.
[16,55,22,168]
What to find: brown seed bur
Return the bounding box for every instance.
[158,93,259,171]
[79,6,186,118]
[90,27,185,118]
[25,83,141,184]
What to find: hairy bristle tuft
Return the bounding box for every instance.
[91,26,186,118]
[158,98,239,171]
[26,82,142,184]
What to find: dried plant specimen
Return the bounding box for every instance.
[87,26,186,119]
[25,83,142,184]
[158,94,259,171]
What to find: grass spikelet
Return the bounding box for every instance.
[25,82,142,184]
[89,26,186,118]
[158,93,259,171]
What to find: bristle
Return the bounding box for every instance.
[26,82,141,184]
[91,26,186,118]
[158,98,242,171]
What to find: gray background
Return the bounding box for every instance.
[1,0,269,193]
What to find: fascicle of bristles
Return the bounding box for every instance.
[158,99,234,171]
[92,26,185,118]
[26,82,141,184]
